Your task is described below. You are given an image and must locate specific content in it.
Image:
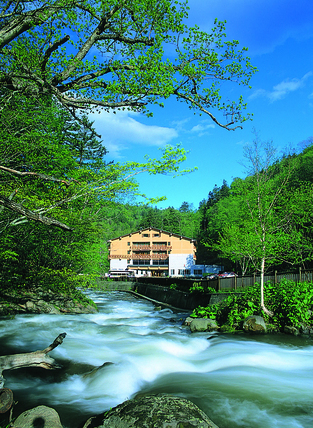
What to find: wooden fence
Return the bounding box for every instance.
[117,268,313,292]
[208,268,313,291]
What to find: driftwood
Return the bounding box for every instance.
[0,333,66,388]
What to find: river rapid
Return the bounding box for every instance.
[1,290,313,428]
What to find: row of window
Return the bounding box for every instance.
[131,260,169,266]
[170,269,191,275]
[129,241,170,246]
[128,250,168,253]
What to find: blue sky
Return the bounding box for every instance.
[90,0,313,210]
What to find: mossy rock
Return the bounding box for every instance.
[83,394,219,428]
[190,318,218,333]
[243,315,266,334]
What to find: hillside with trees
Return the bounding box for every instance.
[0,0,256,295]
[197,137,313,280]
[2,1,312,301]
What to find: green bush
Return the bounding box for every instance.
[189,282,205,293]
[191,279,313,331]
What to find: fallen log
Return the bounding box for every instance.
[0,333,66,388]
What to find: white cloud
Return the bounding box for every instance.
[190,120,215,136]
[89,110,178,158]
[249,72,313,102]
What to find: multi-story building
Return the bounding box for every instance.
[108,227,197,277]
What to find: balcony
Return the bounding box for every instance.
[132,254,151,259]
[132,245,151,251]
[109,254,128,259]
[151,245,171,251]
[151,253,168,259]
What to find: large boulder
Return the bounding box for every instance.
[14,405,63,428]
[83,394,219,428]
[190,318,218,333]
[243,315,267,334]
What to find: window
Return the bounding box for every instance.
[127,242,130,246]
[133,260,150,266]
[194,270,202,275]
[127,250,131,254]
[143,233,150,237]
[171,269,175,275]
[168,242,171,246]
[133,242,150,247]
[153,259,169,266]
[178,269,190,275]
[153,233,160,237]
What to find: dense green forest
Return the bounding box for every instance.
[1,91,313,289]
[2,0,312,297]
[0,0,257,293]
[1,103,313,289]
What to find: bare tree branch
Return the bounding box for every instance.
[0,166,77,187]
[0,195,73,231]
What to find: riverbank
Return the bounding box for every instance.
[94,279,313,337]
[1,289,312,428]
[0,287,97,316]
[1,278,313,337]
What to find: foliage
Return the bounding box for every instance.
[138,204,199,238]
[191,279,313,331]
[0,0,257,295]
[0,1,256,130]
[189,282,218,293]
[197,142,313,274]
[0,89,198,290]
[189,281,205,293]
[195,133,313,316]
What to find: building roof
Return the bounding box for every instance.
[108,227,196,243]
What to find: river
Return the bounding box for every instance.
[1,290,313,428]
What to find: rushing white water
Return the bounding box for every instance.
[1,290,313,428]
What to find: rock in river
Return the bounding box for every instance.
[190,317,219,333]
[243,315,267,334]
[82,394,219,428]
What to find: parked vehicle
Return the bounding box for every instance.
[207,274,219,279]
[218,272,238,278]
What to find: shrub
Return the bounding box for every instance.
[191,279,313,331]
[189,282,205,293]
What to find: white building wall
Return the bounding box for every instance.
[169,254,195,276]
[110,259,128,270]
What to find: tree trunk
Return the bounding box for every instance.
[0,333,66,388]
[260,257,273,317]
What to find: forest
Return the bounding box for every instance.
[2,128,313,291]
[1,0,312,294]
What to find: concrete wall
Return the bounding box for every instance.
[134,282,210,310]
[94,279,243,311]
